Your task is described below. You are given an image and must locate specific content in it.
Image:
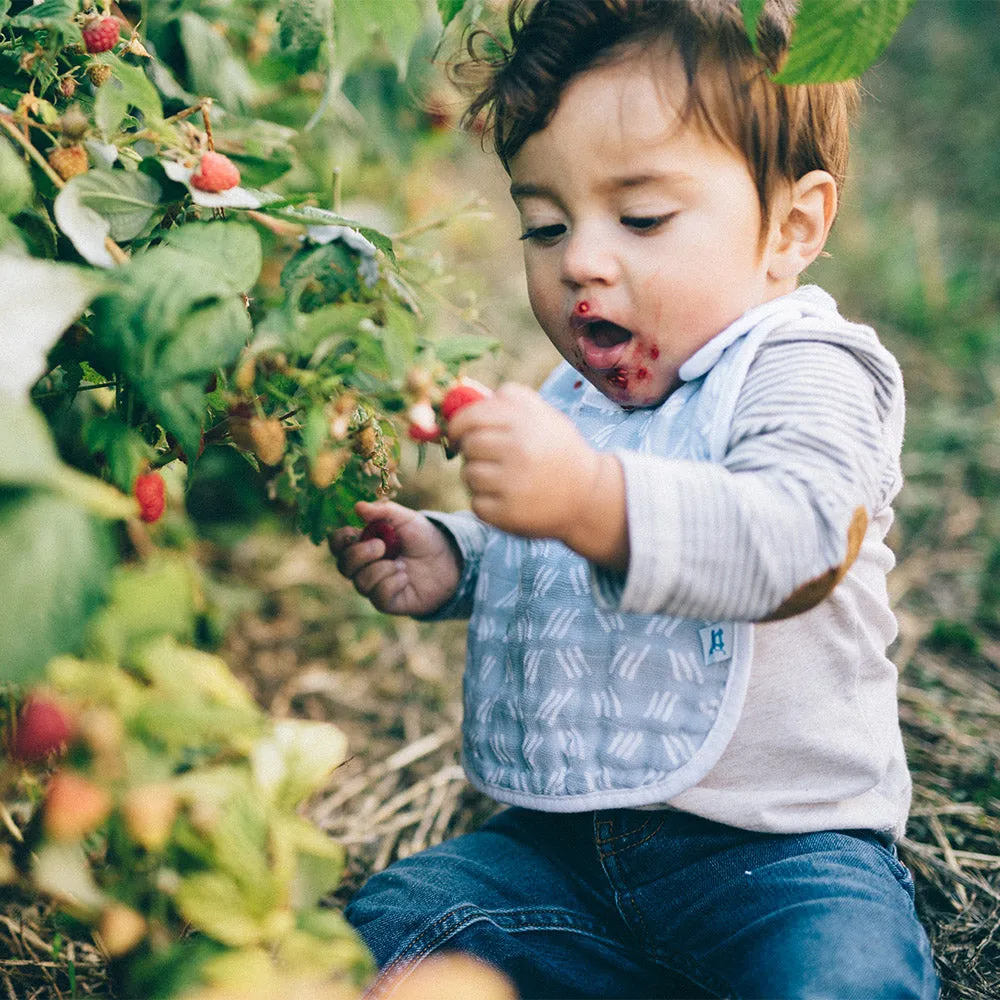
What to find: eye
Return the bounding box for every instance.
[519,224,566,243]
[621,214,674,233]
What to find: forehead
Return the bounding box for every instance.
[508,52,732,195]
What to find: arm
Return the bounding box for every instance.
[600,340,896,621]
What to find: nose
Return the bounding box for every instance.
[560,222,619,289]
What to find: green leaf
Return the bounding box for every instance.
[0,491,112,684]
[255,200,395,263]
[432,333,501,367]
[161,221,263,296]
[775,0,917,84]
[0,255,102,396]
[10,0,77,26]
[250,718,348,809]
[438,0,469,28]
[85,555,198,663]
[95,59,165,137]
[0,137,32,216]
[179,12,257,112]
[740,0,766,55]
[83,413,153,493]
[53,170,162,268]
[277,0,333,73]
[0,394,62,488]
[334,0,424,79]
[175,873,275,948]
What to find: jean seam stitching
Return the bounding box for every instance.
[595,816,652,846]
[375,905,640,999]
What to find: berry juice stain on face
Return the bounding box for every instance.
[650,346,660,359]
[636,367,649,381]
[575,301,591,316]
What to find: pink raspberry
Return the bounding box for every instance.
[190,151,241,193]
[134,472,165,524]
[82,16,121,54]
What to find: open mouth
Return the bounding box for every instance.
[578,320,632,371]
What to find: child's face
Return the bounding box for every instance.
[509,53,792,408]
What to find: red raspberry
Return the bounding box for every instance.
[134,471,165,523]
[360,519,402,560]
[441,380,491,422]
[82,16,121,54]
[190,151,241,193]
[407,400,441,443]
[12,695,74,762]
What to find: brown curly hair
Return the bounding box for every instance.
[451,0,860,228]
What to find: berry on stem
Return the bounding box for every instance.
[47,144,89,181]
[407,400,441,442]
[134,471,165,523]
[360,519,402,560]
[190,151,241,193]
[82,16,120,54]
[12,695,73,762]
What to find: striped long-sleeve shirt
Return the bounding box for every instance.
[428,285,912,838]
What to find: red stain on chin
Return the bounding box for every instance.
[636,367,649,381]
[607,368,628,389]
[575,301,591,316]
[650,346,660,359]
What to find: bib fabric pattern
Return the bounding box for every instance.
[461,297,816,811]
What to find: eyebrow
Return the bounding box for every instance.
[510,172,694,201]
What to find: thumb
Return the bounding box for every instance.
[354,500,413,527]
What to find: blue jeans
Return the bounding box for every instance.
[345,807,939,999]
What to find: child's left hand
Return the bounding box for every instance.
[446,384,626,566]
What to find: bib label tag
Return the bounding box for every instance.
[699,623,733,665]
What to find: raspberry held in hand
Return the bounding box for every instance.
[441,379,492,422]
[360,519,402,559]
[82,16,121,54]
[134,471,166,523]
[190,151,241,192]
[12,696,73,761]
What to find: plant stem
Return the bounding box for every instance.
[0,113,64,189]
[31,380,117,400]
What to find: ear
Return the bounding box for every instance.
[766,170,838,282]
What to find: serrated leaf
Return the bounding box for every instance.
[256,200,396,263]
[740,0,766,55]
[250,718,348,809]
[11,0,77,26]
[0,254,102,396]
[95,60,165,137]
[0,491,112,684]
[54,170,162,268]
[775,0,916,84]
[161,221,262,296]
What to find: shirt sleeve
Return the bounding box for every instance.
[593,338,899,621]
[415,509,492,620]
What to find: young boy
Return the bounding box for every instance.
[330,1,939,996]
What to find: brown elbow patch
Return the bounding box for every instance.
[759,506,868,623]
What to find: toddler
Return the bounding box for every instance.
[331,1,939,996]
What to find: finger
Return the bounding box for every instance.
[457,429,514,463]
[328,525,361,557]
[356,499,411,526]
[354,556,404,597]
[447,395,514,442]
[461,460,507,496]
[337,538,391,577]
[371,572,411,611]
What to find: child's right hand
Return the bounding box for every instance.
[328,500,461,617]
